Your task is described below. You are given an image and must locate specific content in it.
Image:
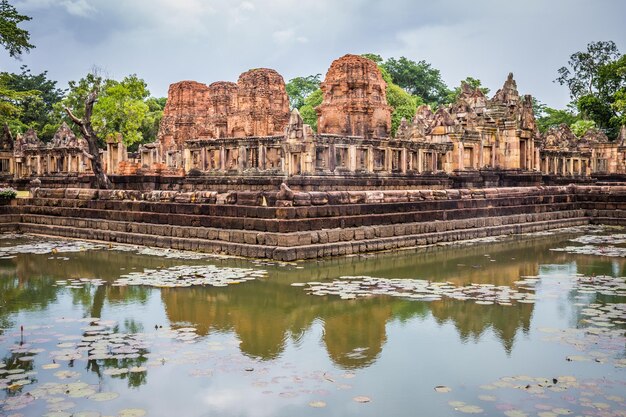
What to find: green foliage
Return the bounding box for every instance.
[61,73,163,146]
[444,77,490,104]
[1,66,65,141]
[364,55,422,136]
[533,98,580,133]
[285,74,321,110]
[382,56,450,106]
[299,88,322,132]
[0,0,34,59]
[556,41,620,100]
[537,108,580,133]
[0,72,40,133]
[361,53,383,65]
[387,82,422,136]
[0,187,16,199]
[577,94,617,136]
[570,119,596,137]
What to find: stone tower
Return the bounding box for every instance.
[316,54,392,138]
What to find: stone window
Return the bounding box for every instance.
[209,150,220,170]
[248,147,259,169]
[266,148,282,170]
[373,149,385,171]
[335,147,349,169]
[422,152,434,172]
[596,158,608,173]
[391,149,402,172]
[315,147,328,170]
[0,158,10,172]
[191,151,202,169]
[356,148,369,171]
[225,148,239,170]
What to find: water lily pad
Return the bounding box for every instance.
[458,405,484,413]
[43,412,73,417]
[308,401,326,408]
[353,396,371,403]
[118,409,147,417]
[504,410,528,417]
[88,392,119,402]
[434,385,452,393]
[74,412,101,417]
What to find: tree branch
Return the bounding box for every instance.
[64,107,84,127]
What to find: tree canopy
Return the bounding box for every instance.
[0,0,34,59]
[382,56,450,106]
[555,41,625,139]
[285,74,321,110]
[1,66,65,140]
[60,72,165,147]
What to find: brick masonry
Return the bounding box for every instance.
[0,185,624,260]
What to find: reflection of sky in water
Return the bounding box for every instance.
[0,230,624,417]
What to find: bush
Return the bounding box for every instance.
[0,188,17,199]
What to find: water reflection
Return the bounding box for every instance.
[1,232,623,374]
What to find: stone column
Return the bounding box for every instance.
[416,150,422,173]
[183,148,191,172]
[401,149,407,173]
[349,145,356,172]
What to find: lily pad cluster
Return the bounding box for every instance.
[551,230,626,257]
[0,240,106,258]
[115,265,267,288]
[551,244,626,257]
[469,374,625,417]
[298,276,536,305]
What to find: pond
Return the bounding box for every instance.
[0,226,625,417]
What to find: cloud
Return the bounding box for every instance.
[6,0,626,108]
[61,0,96,17]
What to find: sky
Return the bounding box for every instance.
[2,0,625,109]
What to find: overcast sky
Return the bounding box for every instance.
[3,0,625,109]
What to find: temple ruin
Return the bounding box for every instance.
[1,54,625,183]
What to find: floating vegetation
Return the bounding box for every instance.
[0,240,106,257]
[549,230,626,257]
[551,244,626,257]
[299,276,536,305]
[115,265,267,288]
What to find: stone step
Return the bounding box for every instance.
[17,200,582,233]
[17,214,589,261]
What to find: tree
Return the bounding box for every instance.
[382,56,450,106]
[298,88,322,131]
[445,77,490,104]
[556,41,620,100]
[61,73,159,147]
[533,98,580,133]
[285,74,321,110]
[65,92,112,190]
[0,0,34,59]
[361,53,383,65]
[556,41,625,139]
[378,66,422,135]
[1,66,65,141]
[0,72,39,133]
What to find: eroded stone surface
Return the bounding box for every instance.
[316,54,392,138]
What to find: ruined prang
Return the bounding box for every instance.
[316,54,392,138]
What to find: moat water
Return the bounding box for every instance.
[0,228,625,417]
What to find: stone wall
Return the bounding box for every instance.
[0,185,624,260]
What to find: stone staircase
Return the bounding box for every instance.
[0,185,617,260]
